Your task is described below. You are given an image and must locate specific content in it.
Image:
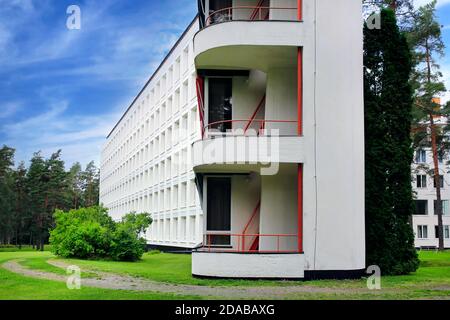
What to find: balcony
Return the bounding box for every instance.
[193,67,302,172]
[195,1,303,71]
[192,169,304,279]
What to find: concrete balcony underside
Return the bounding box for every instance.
[192,251,305,279]
[192,136,304,173]
[194,21,303,71]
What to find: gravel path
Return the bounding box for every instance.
[2,259,381,299]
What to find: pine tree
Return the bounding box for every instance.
[68,162,84,209]
[82,161,100,207]
[12,162,29,247]
[364,9,419,274]
[0,146,15,244]
[409,0,447,250]
[26,152,49,251]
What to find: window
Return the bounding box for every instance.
[206,177,231,245]
[416,175,427,188]
[435,225,450,239]
[434,200,449,216]
[416,149,426,163]
[417,225,428,239]
[433,175,444,188]
[415,200,428,215]
[208,78,232,133]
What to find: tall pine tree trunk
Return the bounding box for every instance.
[426,41,445,251]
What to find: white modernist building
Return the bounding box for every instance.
[412,145,450,249]
[100,0,366,279]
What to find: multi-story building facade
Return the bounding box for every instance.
[100,0,366,279]
[100,18,203,249]
[412,147,450,249]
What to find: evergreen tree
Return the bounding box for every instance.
[26,152,49,251]
[409,0,447,250]
[364,9,419,274]
[12,162,29,247]
[68,162,84,209]
[46,150,71,213]
[82,161,100,207]
[0,146,15,244]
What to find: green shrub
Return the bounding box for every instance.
[50,206,152,261]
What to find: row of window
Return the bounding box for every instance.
[103,41,194,160]
[100,146,191,202]
[101,75,198,178]
[149,215,200,243]
[416,225,450,239]
[415,200,450,215]
[416,174,444,189]
[106,179,198,217]
[415,149,447,164]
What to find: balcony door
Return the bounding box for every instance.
[208,78,232,133]
[208,0,233,24]
[206,177,231,245]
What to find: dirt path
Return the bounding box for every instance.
[1,259,385,299]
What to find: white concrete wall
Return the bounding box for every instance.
[270,0,298,20]
[231,175,261,248]
[310,0,365,270]
[232,71,267,130]
[260,164,298,251]
[265,66,297,135]
[192,252,304,278]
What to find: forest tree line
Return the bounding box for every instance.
[0,145,99,250]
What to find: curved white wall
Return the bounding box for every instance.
[192,252,304,278]
[194,21,304,61]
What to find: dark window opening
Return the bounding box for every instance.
[206,177,231,245]
[416,175,427,188]
[208,78,232,133]
[415,200,428,215]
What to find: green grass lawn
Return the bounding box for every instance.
[0,248,449,300]
[0,251,201,300]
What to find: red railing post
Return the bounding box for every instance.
[196,77,205,139]
[298,0,302,20]
[298,164,303,253]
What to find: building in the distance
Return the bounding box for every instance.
[100,0,366,279]
[412,105,450,249]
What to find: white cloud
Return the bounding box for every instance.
[0,101,21,119]
[1,101,122,168]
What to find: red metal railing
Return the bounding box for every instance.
[243,95,266,134]
[241,201,261,251]
[206,6,298,26]
[201,233,300,253]
[204,119,297,138]
[196,77,205,139]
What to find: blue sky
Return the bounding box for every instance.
[0,0,450,169]
[0,0,197,168]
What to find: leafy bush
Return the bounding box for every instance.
[50,206,152,261]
